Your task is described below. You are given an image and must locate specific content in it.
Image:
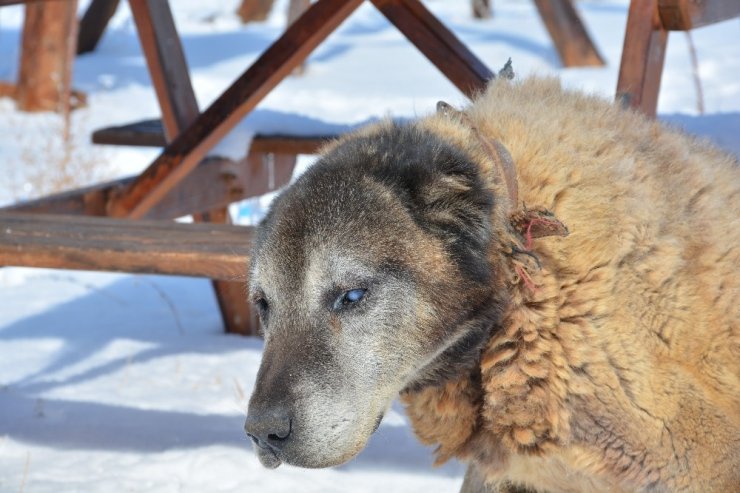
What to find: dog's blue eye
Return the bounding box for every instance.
[334,288,367,310]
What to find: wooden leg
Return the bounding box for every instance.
[237,0,275,23]
[16,0,79,113]
[5,153,297,221]
[471,0,492,20]
[532,0,605,67]
[616,0,667,117]
[288,0,312,75]
[370,0,493,97]
[107,0,364,219]
[193,207,258,336]
[77,0,121,55]
[128,0,200,140]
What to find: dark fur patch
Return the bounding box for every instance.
[254,122,504,389]
[315,123,496,285]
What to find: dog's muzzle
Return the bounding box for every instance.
[245,409,292,469]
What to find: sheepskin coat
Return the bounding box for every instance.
[401,77,739,492]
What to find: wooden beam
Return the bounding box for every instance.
[107,0,363,219]
[0,213,253,281]
[616,0,667,117]
[16,0,79,112]
[128,0,262,335]
[3,153,296,221]
[91,119,338,154]
[237,0,275,23]
[370,0,493,97]
[287,0,312,75]
[0,0,67,6]
[471,0,492,20]
[532,0,604,67]
[658,0,740,30]
[193,207,259,336]
[77,0,120,54]
[128,0,199,141]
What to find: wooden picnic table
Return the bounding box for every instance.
[5,0,734,336]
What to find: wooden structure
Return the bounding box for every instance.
[0,213,252,280]
[13,0,79,112]
[616,0,740,116]
[77,0,121,54]
[4,0,735,335]
[74,0,603,68]
[1,0,497,336]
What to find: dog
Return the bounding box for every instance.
[245,75,739,492]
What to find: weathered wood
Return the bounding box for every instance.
[129,0,199,141]
[0,213,253,281]
[237,0,275,23]
[107,0,363,219]
[193,207,257,336]
[128,0,260,335]
[16,0,79,112]
[0,81,16,99]
[77,0,120,54]
[91,119,338,154]
[3,153,296,221]
[371,0,493,97]
[616,0,668,117]
[0,0,67,6]
[288,0,312,75]
[532,0,605,67]
[472,0,491,19]
[658,0,740,30]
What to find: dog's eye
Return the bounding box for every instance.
[333,288,367,311]
[255,298,269,318]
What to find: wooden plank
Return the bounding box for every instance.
[107,0,363,219]
[532,0,605,67]
[0,1,67,6]
[91,119,338,154]
[0,213,253,281]
[128,0,259,335]
[3,153,296,221]
[472,0,492,20]
[16,0,79,112]
[658,0,740,30]
[616,0,667,117]
[288,0,312,75]
[129,0,199,141]
[371,0,493,97]
[193,207,257,336]
[237,0,275,23]
[77,0,120,54]
[92,119,168,147]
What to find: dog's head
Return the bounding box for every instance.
[246,122,504,468]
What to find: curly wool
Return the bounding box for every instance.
[401,77,739,493]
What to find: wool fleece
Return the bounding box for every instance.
[401,77,739,493]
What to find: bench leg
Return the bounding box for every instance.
[108,0,364,219]
[77,0,121,55]
[532,0,605,67]
[371,0,493,96]
[616,0,668,117]
[193,207,258,336]
[16,0,79,113]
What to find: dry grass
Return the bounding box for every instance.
[2,111,112,203]
[18,450,30,493]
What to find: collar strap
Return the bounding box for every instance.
[436,101,519,211]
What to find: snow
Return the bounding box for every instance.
[0,1,738,491]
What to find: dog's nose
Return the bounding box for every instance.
[245,409,292,450]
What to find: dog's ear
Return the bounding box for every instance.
[406,142,495,284]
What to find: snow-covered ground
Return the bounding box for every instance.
[0,1,738,491]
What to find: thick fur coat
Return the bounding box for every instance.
[246,76,739,493]
[401,77,739,492]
